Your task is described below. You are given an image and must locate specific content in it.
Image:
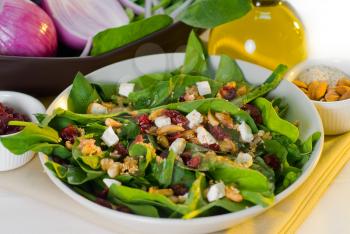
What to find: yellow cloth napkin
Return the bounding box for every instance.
[227,132,350,234]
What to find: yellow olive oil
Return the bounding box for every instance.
[208,0,307,70]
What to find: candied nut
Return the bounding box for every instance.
[156,125,185,135]
[292,79,308,89]
[337,78,350,87]
[149,109,166,121]
[237,85,248,96]
[225,186,243,202]
[335,85,350,95]
[340,91,350,100]
[308,81,328,100]
[215,113,234,129]
[181,130,196,140]
[65,141,73,150]
[157,135,169,148]
[208,111,219,126]
[107,162,122,178]
[300,88,308,94]
[183,86,202,101]
[100,158,114,171]
[105,118,122,128]
[219,139,237,153]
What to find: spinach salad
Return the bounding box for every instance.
[2,32,320,219]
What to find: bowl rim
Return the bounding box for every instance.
[285,58,350,106]
[39,53,324,225]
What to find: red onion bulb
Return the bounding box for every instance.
[0,0,57,57]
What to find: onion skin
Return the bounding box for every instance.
[42,0,129,50]
[0,0,57,57]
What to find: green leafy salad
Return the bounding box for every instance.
[1,32,320,219]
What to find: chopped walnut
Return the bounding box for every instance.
[225,186,243,202]
[121,157,139,174]
[78,139,102,156]
[219,138,237,153]
[215,112,234,129]
[183,85,203,101]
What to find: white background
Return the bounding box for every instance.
[1,1,350,233]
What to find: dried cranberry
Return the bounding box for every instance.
[207,125,227,141]
[167,132,182,143]
[263,154,280,171]
[115,142,128,157]
[60,125,80,143]
[95,187,109,199]
[0,102,30,135]
[137,114,153,133]
[180,151,192,165]
[133,134,144,144]
[171,184,189,196]
[160,150,169,159]
[179,96,186,102]
[187,156,201,169]
[202,143,220,151]
[220,86,237,101]
[95,198,112,209]
[242,104,263,125]
[164,110,189,126]
[116,205,132,213]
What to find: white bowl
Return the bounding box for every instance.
[40,54,324,234]
[285,59,350,135]
[0,91,46,171]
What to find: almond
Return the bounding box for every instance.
[149,109,165,121]
[293,79,308,89]
[325,91,340,102]
[215,113,234,129]
[340,91,350,100]
[335,85,350,95]
[337,78,350,87]
[208,111,219,126]
[308,81,328,100]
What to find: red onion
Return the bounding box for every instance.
[42,0,129,50]
[0,0,57,57]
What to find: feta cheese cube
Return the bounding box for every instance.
[101,126,119,147]
[154,116,171,128]
[196,126,217,145]
[169,138,187,155]
[186,109,203,129]
[196,81,212,96]
[103,178,121,188]
[207,182,225,202]
[235,152,253,168]
[87,103,108,115]
[238,121,254,143]
[119,83,135,97]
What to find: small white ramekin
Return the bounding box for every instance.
[285,59,350,135]
[0,91,45,171]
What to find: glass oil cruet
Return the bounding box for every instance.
[208,0,307,70]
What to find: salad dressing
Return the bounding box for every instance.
[208,0,307,70]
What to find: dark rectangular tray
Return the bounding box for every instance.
[0,22,193,96]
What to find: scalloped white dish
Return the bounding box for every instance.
[39,53,324,234]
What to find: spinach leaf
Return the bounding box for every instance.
[131,72,172,90]
[254,97,299,142]
[234,64,288,106]
[301,132,321,154]
[171,164,196,188]
[129,143,155,175]
[183,198,248,219]
[119,119,140,140]
[109,197,160,217]
[151,150,177,187]
[67,72,101,113]
[93,83,118,101]
[184,172,207,212]
[181,31,208,75]
[1,121,61,155]
[240,190,274,207]
[108,184,187,214]
[215,55,245,83]
[178,0,251,28]
[91,15,173,56]
[148,98,257,132]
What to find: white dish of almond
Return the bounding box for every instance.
[286,60,350,135]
